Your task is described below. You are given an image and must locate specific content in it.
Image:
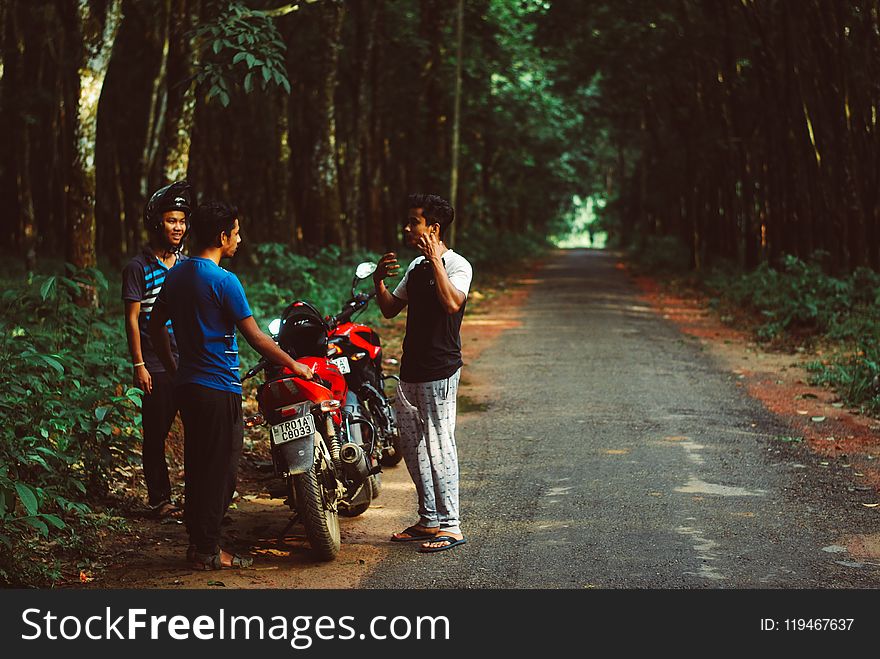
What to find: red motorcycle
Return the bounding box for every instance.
[326,262,402,471]
[243,301,378,561]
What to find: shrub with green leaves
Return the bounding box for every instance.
[455,225,550,273]
[0,265,140,586]
[705,253,880,414]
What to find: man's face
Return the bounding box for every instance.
[161,210,187,248]
[403,208,438,247]
[221,218,242,257]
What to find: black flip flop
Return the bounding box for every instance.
[418,535,467,553]
[391,525,440,542]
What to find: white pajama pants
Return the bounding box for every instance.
[394,369,462,535]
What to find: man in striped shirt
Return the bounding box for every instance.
[122,181,192,519]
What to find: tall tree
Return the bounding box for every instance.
[66,0,123,285]
[448,0,463,246]
[309,0,345,248]
[163,0,200,181]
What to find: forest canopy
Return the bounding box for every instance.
[2,0,878,272]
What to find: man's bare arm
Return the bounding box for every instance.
[124,300,153,394]
[236,316,313,379]
[373,252,407,318]
[427,258,466,314]
[416,234,466,314]
[147,303,177,375]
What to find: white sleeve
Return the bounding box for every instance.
[391,258,420,301]
[447,256,473,297]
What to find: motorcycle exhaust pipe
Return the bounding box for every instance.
[339,442,370,484]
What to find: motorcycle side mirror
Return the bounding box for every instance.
[355,262,377,280]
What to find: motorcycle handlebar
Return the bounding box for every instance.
[243,358,269,381]
[329,292,374,327]
[243,357,318,383]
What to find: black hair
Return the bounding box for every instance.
[190,200,239,250]
[407,193,454,239]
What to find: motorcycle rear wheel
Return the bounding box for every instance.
[292,463,341,561]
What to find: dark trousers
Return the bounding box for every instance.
[176,383,243,555]
[141,371,178,507]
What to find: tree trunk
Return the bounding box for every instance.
[7,1,37,271]
[447,0,463,247]
[163,0,199,181]
[66,0,123,298]
[141,0,170,198]
[364,0,385,251]
[344,0,378,252]
[312,0,345,248]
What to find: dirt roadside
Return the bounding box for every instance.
[81,265,538,589]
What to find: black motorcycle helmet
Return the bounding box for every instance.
[278,301,329,358]
[143,180,194,237]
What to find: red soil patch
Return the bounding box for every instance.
[629,266,880,494]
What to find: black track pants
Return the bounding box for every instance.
[141,372,178,508]
[176,383,243,555]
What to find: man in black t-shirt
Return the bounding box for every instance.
[373,194,473,553]
[121,181,192,518]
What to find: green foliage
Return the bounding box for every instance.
[628,235,692,274]
[805,346,880,415]
[712,255,857,341]
[456,224,551,273]
[195,1,290,106]
[706,254,880,413]
[0,264,138,586]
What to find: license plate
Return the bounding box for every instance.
[330,356,351,374]
[271,413,316,445]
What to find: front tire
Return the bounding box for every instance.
[292,462,340,561]
[338,477,372,517]
[380,429,403,467]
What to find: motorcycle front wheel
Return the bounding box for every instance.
[338,476,373,517]
[292,463,341,561]
[380,429,403,467]
[369,472,382,498]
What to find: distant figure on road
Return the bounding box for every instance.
[373,194,473,553]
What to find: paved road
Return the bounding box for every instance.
[365,249,880,588]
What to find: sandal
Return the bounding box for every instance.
[391,525,440,542]
[419,535,467,553]
[151,500,183,520]
[191,549,253,570]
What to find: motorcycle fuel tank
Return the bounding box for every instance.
[332,321,382,361]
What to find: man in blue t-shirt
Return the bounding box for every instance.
[149,201,313,570]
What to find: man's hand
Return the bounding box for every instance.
[416,231,443,262]
[133,364,153,395]
[374,252,400,283]
[293,361,314,380]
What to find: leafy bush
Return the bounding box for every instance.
[456,224,550,272]
[628,235,692,274]
[0,265,140,586]
[705,253,880,413]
